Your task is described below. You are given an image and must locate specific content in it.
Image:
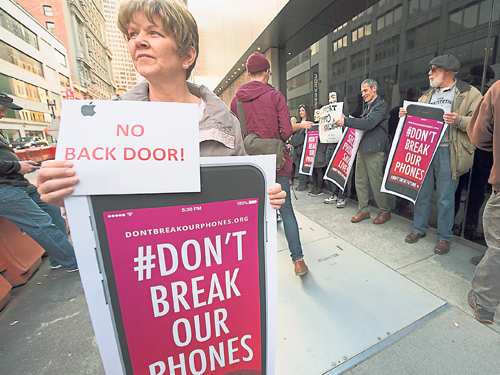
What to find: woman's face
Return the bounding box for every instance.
[127,11,193,82]
[299,107,306,119]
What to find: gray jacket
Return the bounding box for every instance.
[117,81,245,157]
[344,96,389,154]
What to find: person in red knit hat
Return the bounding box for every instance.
[230,52,308,276]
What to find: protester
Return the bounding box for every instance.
[455,65,495,265]
[466,78,500,324]
[0,91,78,272]
[324,91,348,208]
[37,1,285,208]
[230,52,308,276]
[333,79,391,224]
[399,55,482,254]
[291,104,313,191]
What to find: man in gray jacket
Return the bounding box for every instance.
[333,79,391,224]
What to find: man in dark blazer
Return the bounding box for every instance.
[333,79,391,224]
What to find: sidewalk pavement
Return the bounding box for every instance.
[0,187,499,374]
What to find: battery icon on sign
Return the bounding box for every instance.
[248,200,257,204]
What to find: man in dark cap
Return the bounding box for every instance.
[0,91,78,272]
[230,52,308,277]
[400,55,482,254]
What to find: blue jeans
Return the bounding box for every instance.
[0,184,77,269]
[276,176,304,261]
[413,147,459,241]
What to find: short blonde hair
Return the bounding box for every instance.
[117,0,199,79]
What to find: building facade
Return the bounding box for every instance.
[193,0,499,247]
[0,0,73,143]
[103,0,141,97]
[63,0,114,100]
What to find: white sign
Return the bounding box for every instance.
[56,100,200,195]
[64,156,278,375]
[319,102,344,143]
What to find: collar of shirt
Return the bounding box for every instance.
[436,79,457,93]
[365,96,377,111]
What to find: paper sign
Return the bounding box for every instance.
[298,127,319,176]
[381,101,447,203]
[318,103,344,143]
[56,100,200,195]
[324,127,363,191]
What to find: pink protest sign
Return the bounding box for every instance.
[382,105,446,203]
[102,199,263,375]
[299,128,319,176]
[324,127,363,191]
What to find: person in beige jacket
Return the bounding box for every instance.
[467,78,500,324]
[401,55,482,255]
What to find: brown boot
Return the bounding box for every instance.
[293,258,308,276]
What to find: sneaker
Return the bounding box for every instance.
[309,189,324,197]
[468,290,494,324]
[324,195,338,204]
[67,266,79,273]
[337,198,346,208]
[296,184,308,191]
[50,264,62,269]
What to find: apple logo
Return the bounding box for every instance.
[81,102,96,116]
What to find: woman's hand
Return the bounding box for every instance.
[37,160,79,207]
[267,183,286,209]
[399,108,407,118]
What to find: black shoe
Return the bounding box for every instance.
[470,255,484,266]
[468,290,494,324]
[307,188,317,195]
[296,184,308,191]
[309,189,324,196]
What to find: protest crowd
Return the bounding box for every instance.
[1,1,500,373]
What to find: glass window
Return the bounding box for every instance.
[43,5,53,17]
[385,11,393,27]
[46,21,55,34]
[59,73,70,87]
[377,16,384,31]
[365,23,372,36]
[0,40,44,77]
[449,10,463,35]
[394,6,402,22]
[409,0,419,17]
[420,0,430,12]
[352,30,358,42]
[55,49,66,67]
[0,9,39,49]
[479,0,492,25]
[343,35,347,47]
[358,26,364,38]
[287,71,310,91]
[464,4,479,29]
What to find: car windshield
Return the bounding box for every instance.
[14,137,32,142]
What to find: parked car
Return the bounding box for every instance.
[10,136,49,149]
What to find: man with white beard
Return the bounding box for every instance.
[399,55,482,255]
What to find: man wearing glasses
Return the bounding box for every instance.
[230,52,308,277]
[400,55,482,255]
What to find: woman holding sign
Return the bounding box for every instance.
[37,0,284,208]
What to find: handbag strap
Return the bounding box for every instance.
[236,100,248,136]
